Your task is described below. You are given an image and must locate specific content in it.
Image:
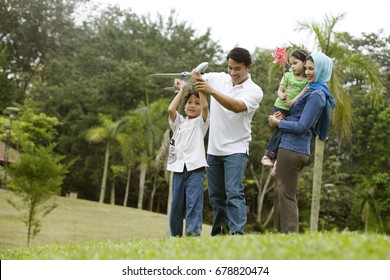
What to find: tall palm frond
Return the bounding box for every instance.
[294,13,385,231]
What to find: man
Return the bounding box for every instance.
[193,47,263,235]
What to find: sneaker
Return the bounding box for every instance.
[271,160,277,177]
[261,156,274,166]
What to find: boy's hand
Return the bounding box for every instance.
[174,79,182,91]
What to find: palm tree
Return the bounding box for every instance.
[116,130,139,207]
[85,114,127,203]
[295,13,384,231]
[131,99,169,209]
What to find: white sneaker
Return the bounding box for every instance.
[261,156,274,167]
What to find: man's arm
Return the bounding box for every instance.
[193,78,246,113]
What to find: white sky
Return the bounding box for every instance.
[95,0,388,53]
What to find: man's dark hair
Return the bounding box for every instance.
[226,47,252,67]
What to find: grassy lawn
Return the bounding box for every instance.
[1,189,389,260]
[2,232,390,260]
[0,188,211,249]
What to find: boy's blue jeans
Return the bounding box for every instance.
[206,153,247,235]
[170,167,204,237]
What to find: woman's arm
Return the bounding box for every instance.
[284,86,307,107]
[272,91,325,134]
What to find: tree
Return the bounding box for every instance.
[0,0,84,93]
[130,99,169,210]
[85,113,127,203]
[295,14,385,231]
[7,144,67,245]
[116,129,139,207]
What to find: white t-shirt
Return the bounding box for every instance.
[166,113,210,172]
[203,72,263,156]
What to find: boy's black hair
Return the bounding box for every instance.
[226,47,252,67]
[183,91,199,104]
[181,91,200,111]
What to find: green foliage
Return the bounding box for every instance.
[85,114,128,203]
[0,47,24,106]
[0,0,83,92]
[7,144,68,245]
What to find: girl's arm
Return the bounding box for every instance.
[284,86,307,107]
[276,73,288,100]
[270,91,325,134]
[277,83,287,101]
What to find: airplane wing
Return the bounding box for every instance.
[148,72,191,79]
[163,86,176,92]
[148,62,208,92]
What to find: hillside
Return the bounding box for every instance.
[0,189,212,248]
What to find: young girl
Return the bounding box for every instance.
[167,73,209,237]
[261,49,309,167]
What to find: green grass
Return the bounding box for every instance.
[2,232,390,260]
[0,188,211,248]
[1,189,389,260]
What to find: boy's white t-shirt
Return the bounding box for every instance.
[203,72,263,156]
[167,113,209,173]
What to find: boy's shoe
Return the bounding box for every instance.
[261,156,274,166]
[271,161,277,177]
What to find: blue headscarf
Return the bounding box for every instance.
[308,52,335,141]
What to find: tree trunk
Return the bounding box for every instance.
[250,164,273,226]
[123,166,131,207]
[310,137,324,231]
[110,181,115,205]
[137,150,147,209]
[99,141,110,203]
[149,171,158,211]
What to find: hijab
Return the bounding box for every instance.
[308,52,335,141]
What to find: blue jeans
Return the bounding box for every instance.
[206,153,248,235]
[170,167,204,237]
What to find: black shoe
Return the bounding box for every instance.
[231,230,245,235]
[211,225,229,236]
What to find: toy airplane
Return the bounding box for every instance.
[148,62,208,91]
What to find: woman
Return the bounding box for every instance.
[268,52,335,233]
